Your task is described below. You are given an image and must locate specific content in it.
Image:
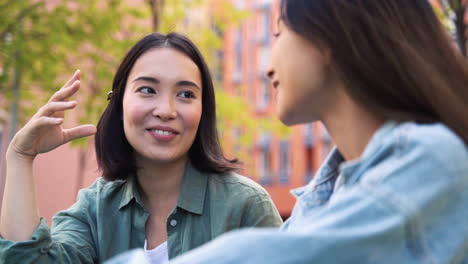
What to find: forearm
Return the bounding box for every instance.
[0,148,40,241]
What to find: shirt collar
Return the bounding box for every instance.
[339,120,398,175]
[118,161,208,215]
[119,173,146,210]
[291,120,399,197]
[291,148,344,197]
[176,161,208,215]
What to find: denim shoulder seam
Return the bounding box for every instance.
[359,182,437,264]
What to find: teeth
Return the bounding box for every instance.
[152,129,174,136]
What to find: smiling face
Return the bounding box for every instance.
[122,47,202,166]
[267,20,339,126]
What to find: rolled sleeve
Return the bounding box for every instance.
[0,187,98,264]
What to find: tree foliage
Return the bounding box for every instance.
[432,0,467,56]
[0,0,288,160]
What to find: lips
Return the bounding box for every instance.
[146,125,179,134]
[146,125,179,142]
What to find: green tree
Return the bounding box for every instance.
[433,0,467,56]
[0,0,149,188]
[0,0,288,181]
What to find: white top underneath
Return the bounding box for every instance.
[144,240,169,264]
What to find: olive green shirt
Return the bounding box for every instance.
[0,162,282,263]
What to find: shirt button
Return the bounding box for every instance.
[170,219,177,227]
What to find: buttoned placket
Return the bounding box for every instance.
[167,207,182,259]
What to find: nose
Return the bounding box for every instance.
[153,97,177,121]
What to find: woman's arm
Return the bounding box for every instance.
[0,70,96,241]
[241,193,283,228]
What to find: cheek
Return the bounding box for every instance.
[123,99,147,129]
[183,104,202,133]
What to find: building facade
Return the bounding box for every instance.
[220,0,333,218]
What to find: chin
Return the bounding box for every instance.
[277,107,307,126]
[278,111,299,126]
[279,109,319,126]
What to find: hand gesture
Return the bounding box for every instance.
[8,70,97,159]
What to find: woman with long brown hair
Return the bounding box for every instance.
[170,0,468,263]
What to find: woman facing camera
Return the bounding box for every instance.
[0,32,282,263]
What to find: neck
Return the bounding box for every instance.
[136,156,187,209]
[321,91,385,161]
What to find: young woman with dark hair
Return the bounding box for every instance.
[0,32,282,263]
[170,1,468,263]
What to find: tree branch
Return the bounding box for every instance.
[0,2,43,41]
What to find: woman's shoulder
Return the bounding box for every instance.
[394,122,467,166]
[361,121,468,181]
[76,177,128,202]
[207,171,272,198]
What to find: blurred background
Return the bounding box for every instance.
[0,0,466,222]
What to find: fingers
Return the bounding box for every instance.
[49,79,80,103]
[62,125,97,143]
[62,70,80,89]
[36,101,77,118]
[34,116,64,127]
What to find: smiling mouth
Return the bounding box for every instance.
[149,129,177,136]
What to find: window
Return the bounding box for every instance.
[232,127,242,154]
[258,133,272,185]
[279,140,290,184]
[256,4,272,110]
[304,123,314,148]
[304,124,314,183]
[305,146,314,184]
[257,4,271,45]
[257,75,271,111]
[257,45,270,75]
[321,125,333,158]
[233,29,243,83]
[212,25,224,82]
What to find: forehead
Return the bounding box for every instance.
[129,47,201,83]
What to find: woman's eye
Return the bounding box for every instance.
[178,91,196,99]
[137,87,156,94]
[273,32,281,38]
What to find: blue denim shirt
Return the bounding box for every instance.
[172,121,468,263]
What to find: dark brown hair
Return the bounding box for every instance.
[280,0,468,143]
[95,32,238,180]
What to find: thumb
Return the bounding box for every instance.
[62,125,97,143]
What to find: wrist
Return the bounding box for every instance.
[6,146,35,164]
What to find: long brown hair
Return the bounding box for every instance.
[280,0,468,143]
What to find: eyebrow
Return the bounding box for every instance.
[133,76,201,90]
[133,76,160,84]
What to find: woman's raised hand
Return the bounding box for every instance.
[8,70,97,159]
